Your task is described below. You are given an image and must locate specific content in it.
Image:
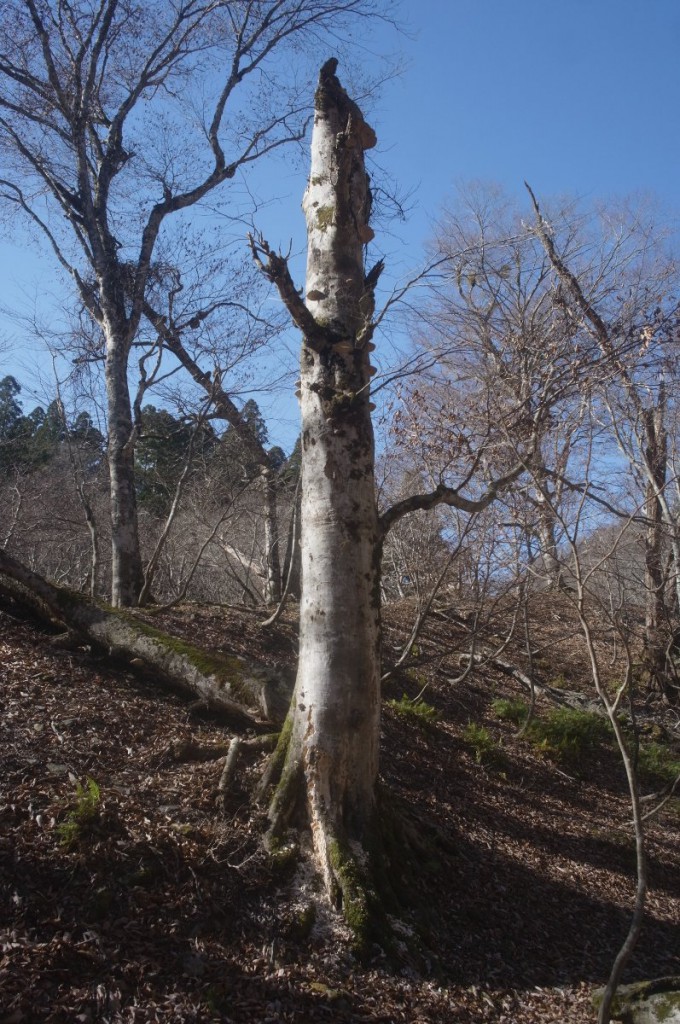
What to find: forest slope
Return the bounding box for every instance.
[1,594,679,1023]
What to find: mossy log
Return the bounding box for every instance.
[593,977,680,1023]
[0,549,292,729]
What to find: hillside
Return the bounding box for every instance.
[1,594,679,1023]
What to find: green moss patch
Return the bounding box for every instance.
[328,837,374,956]
[120,614,259,703]
[594,977,680,1022]
[316,205,335,231]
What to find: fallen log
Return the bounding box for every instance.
[457,650,602,714]
[0,549,293,729]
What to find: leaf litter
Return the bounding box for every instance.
[0,595,678,1023]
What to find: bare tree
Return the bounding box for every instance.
[140,288,286,604]
[523,435,651,1024]
[0,0,395,605]
[527,184,680,702]
[406,185,597,591]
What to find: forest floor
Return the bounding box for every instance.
[1,592,679,1023]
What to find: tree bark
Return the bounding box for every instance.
[642,395,670,697]
[263,468,282,604]
[252,61,383,915]
[0,548,292,728]
[104,328,144,608]
[535,492,564,590]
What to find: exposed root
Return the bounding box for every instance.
[265,757,304,848]
[215,733,279,814]
[168,736,231,762]
[257,724,377,949]
[217,737,242,813]
[256,711,294,804]
[325,833,376,957]
[255,728,441,959]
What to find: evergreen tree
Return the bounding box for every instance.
[0,376,23,439]
[217,399,272,481]
[136,406,215,517]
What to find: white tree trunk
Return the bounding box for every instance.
[255,61,383,915]
[291,60,380,853]
[642,399,670,695]
[536,498,563,590]
[263,468,282,605]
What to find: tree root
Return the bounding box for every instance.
[168,736,232,762]
[217,737,242,812]
[253,715,447,959]
[324,832,378,957]
[215,733,279,815]
[256,712,294,804]
[258,733,437,959]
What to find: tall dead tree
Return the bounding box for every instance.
[250,60,383,908]
[251,62,535,924]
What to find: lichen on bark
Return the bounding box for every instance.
[250,60,386,932]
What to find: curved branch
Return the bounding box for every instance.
[142,298,273,470]
[525,182,617,363]
[380,459,529,537]
[0,177,94,312]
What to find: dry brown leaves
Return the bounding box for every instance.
[1,596,678,1023]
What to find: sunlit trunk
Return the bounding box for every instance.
[642,397,669,697]
[266,61,382,900]
[536,500,563,590]
[290,328,381,867]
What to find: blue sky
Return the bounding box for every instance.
[383,0,680,227]
[255,0,680,250]
[1,0,679,448]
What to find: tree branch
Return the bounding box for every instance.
[248,233,333,351]
[380,458,529,537]
[142,297,273,470]
[0,177,95,313]
[525,181,617,363]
